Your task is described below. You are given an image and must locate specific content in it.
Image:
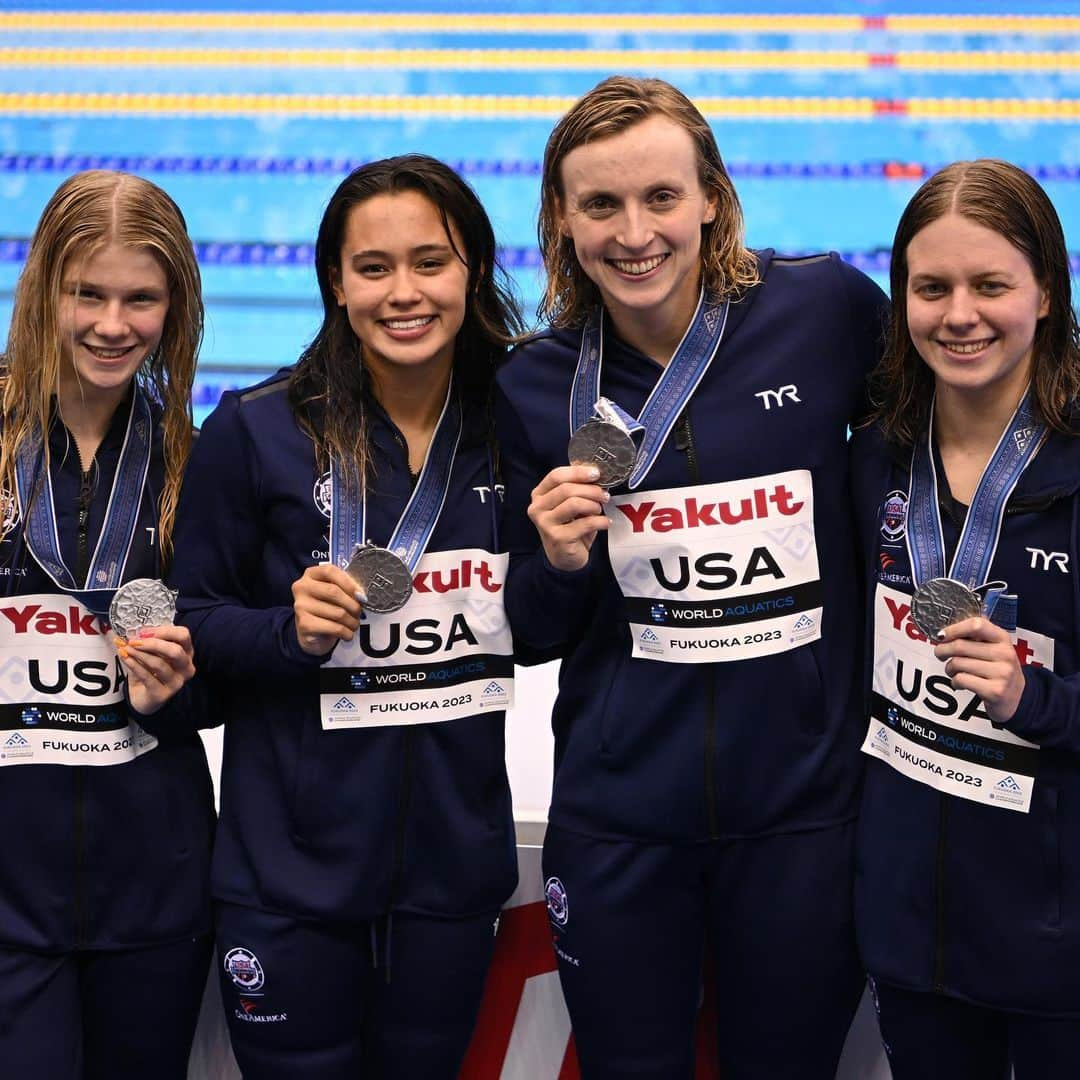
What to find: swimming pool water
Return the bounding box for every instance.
[0,1,1076,418]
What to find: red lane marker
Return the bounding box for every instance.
[873,99,910,115]
[883,161,927,179]
[869,53,897,67]
[864,16,887,30]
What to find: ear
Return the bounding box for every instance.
[1038,285,1050,320]
[554,195,572,240]
[329,265,345,307]
[702,188,718,225]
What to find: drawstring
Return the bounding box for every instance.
[384,911,393,984]
[369,912,395,984]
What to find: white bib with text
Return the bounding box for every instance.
[606,470,822,663]
[861,582,1048,812]
[319,549,514,728]
[0,593,157,766]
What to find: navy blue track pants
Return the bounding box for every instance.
[874,980,1080,1080]
[0,935,212,1079]
[543,821,864,1079]
[216,902,499,1079]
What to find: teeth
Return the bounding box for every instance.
[85,345,132,358]
[609,254,666,276]
[383,317,433,330]
[944,340,992,354]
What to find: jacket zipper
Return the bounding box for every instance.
[933,795,948,991]
[76,467,93,586]
[75,467,93,947]
[674,413,720,838]
[386,430,416,970]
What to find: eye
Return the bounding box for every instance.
[976,280,1007,295]
[912,281,946,299]
[650,190,678,206]
[582,196,615,215]
[357,262,389,276]
[416,257,447,272]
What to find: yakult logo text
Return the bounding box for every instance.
[412,558,502,594]
[880,594,1044,669]
[616,485,804,534]
[1,603,108,637]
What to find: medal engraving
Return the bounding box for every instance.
[109,578,177,641]
[345,543,413,614]
[567,419,636,489]
[910,578,983,639]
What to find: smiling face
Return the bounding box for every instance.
[905,212,1049,412]
[556,113,717,352]
[331,190,469,387]
[57,240,170,410]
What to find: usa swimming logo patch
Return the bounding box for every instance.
[224,947,265,992]
[880,490,908,542]
[545,876,569,929]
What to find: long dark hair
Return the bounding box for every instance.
[289,154,523,489]
[870,159,1080,444]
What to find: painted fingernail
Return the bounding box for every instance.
[354,589,368,604]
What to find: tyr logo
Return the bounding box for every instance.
[1026,547,1069,574]
[754,385,801,410]
[472,485,505,504]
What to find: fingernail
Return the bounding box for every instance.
[354,589,368,604]
[586,467,600,481]
[936,631,947,641]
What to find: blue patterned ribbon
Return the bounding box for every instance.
[330,380,462,573]
[14,388,153,613]
[569,290,730,490]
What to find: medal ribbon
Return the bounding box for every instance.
[14,388,153,609]
[330,379,463,574]
[569,289,730,490]
[906,387,1046,626]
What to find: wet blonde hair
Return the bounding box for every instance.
[538,75,760,327]
[0,170,203,564]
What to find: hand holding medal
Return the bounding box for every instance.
[904,390,1046,726]
[527,464,611,572]
[109,578,196,714]
[292,562,365,656]
[931,615,1027,725]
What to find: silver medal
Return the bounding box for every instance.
[567,419,636,489]
[910,577,983,639]
[108,578,177,641]
[345,542,413,614]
